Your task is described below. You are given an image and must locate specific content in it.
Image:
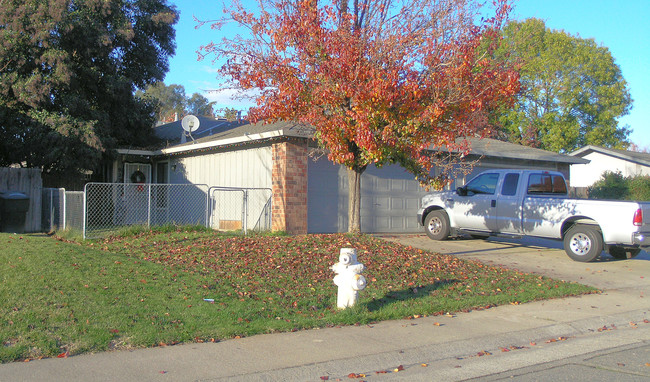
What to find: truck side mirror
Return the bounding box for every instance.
[456,187,467,196]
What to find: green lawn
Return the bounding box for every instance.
[0,228,596,362]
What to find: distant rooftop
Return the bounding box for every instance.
[571,145,650,167]
[153,115,246,145]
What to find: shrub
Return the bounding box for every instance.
[628,175,650,201]
[588,171,628,200]
[588,171,650,201]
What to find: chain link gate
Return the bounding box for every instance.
[208,187,272,234]
[84,183,209,239]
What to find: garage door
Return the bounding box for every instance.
[359,164,428,233]
[307,158,428,233]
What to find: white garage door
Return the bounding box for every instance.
[307,158,428,233]
[360,165,428,233]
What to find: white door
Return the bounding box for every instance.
[123,163,151,225]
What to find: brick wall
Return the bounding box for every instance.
[271,139,308,234]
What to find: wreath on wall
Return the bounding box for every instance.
[130,170,146,184]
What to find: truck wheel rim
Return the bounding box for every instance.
[569,233,591,255]
[428,217,442,235]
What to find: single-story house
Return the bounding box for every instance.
[109,119,588,234]
[569,146,650,187]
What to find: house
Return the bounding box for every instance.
[569,146,650,188]
[110,119,588,234]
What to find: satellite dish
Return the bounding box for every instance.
[181,115,200,133]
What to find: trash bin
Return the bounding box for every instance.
[0,191,30,233]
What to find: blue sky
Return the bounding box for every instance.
[163,0,650,149]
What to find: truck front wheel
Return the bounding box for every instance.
[424,210,450,241]
[563,225,603,262]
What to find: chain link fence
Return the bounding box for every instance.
[43,184,272,239]
[84,183,210,239]
[208,187,272,234]
[41,188,85,232]
[65,191,85,232]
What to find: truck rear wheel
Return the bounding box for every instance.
[563,225,603,262]
[424,210,450,241]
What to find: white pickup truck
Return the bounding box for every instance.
[416,169,650,262]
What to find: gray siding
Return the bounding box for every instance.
[169,146,272,188]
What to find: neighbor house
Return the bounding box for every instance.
[108,119,588,234]
[569,146,650,188]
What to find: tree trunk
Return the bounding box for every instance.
[347,166,366,233]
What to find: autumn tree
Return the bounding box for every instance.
[199,0,519,232]
[0,0,177,175]
[492,18,632,153]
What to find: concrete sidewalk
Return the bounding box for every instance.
[1,234,648,381]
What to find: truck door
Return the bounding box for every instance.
[496,172,523,234]
[453,172,500,232]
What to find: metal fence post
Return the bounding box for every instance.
[243,189,248,236]
[82,185,87,239]
[147,184,151,228]
[62,189,67,231]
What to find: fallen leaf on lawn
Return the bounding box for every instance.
[57,351,68,358]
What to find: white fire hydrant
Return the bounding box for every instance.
[331,248,367,309]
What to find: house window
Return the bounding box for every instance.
[156,162,168,184]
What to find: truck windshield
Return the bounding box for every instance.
[527,174,568,194]
[465,173,499,195]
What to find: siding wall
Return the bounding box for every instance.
[570,152,650,188]
[168,145,273,188]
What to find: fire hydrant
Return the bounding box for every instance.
[331,248,367,309]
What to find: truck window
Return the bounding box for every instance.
[527,174,568,194]
[465,173,499,195]
[501,173,519,196]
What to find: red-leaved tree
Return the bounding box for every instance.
[199,0,519,232]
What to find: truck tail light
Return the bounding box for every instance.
[633,208,643,226]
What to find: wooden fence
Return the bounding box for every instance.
[0,168,42,232]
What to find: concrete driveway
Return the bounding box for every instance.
[378,234,650,291]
